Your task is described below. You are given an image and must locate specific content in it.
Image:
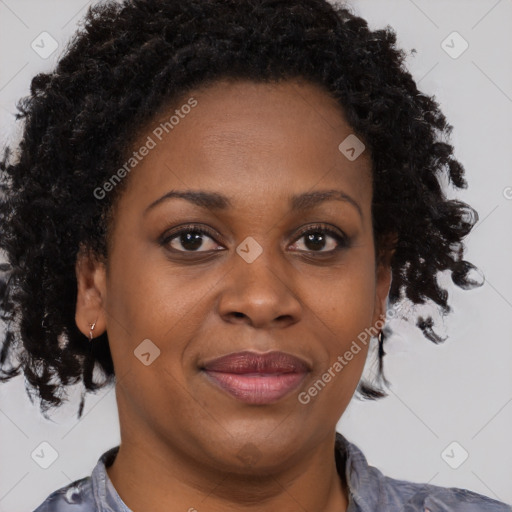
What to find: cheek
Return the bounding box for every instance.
[302,277,374,414]
[301,256,376,402]
[310,259,376,345]
[105,262,204,426]
[106,249,197,335]
[104,254,218,376]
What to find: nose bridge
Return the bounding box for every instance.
[239,239,280,289]
[217,235,301,327]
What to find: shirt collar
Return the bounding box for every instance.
[91,445,132,512]
[335,432,386,511]
[91,432,381,512]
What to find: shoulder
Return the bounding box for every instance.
[31,477,95,512]
[379,473,512,512]
[31,445,121,512]
[336,433,512,512]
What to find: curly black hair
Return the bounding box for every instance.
[0,0,483,420]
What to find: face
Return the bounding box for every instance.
[76,78,393,472]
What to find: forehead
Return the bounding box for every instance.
[118,79,373,216]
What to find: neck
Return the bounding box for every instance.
[106,428,349,512]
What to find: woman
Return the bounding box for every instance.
[0,0,509,511]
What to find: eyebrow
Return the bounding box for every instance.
[144,188,363,218]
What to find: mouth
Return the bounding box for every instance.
[200,350,311,405]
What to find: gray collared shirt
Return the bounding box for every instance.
[32,432,512,511]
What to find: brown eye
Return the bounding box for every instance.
[161,225,222,253]
[290,224,349,253]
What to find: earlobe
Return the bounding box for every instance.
[74,247,108,340]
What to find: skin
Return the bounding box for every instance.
[75,78,394,512]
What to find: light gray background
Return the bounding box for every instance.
[0,0,511,510]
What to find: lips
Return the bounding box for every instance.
[202,350,310,374]
[201,351,310,404]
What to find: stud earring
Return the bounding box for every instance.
[88,321,97,341]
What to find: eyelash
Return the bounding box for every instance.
[160,223,350,255]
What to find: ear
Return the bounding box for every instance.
[372,233,397,327]
[75,245,108,340]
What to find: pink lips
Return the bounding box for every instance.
[201,351,310,404]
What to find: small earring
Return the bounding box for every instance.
[88,321,97,341]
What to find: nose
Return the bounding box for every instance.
[216,247,302,329]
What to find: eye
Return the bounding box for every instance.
[160,223,350,255]
[160,224,223,253]
[289,224,349,253]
